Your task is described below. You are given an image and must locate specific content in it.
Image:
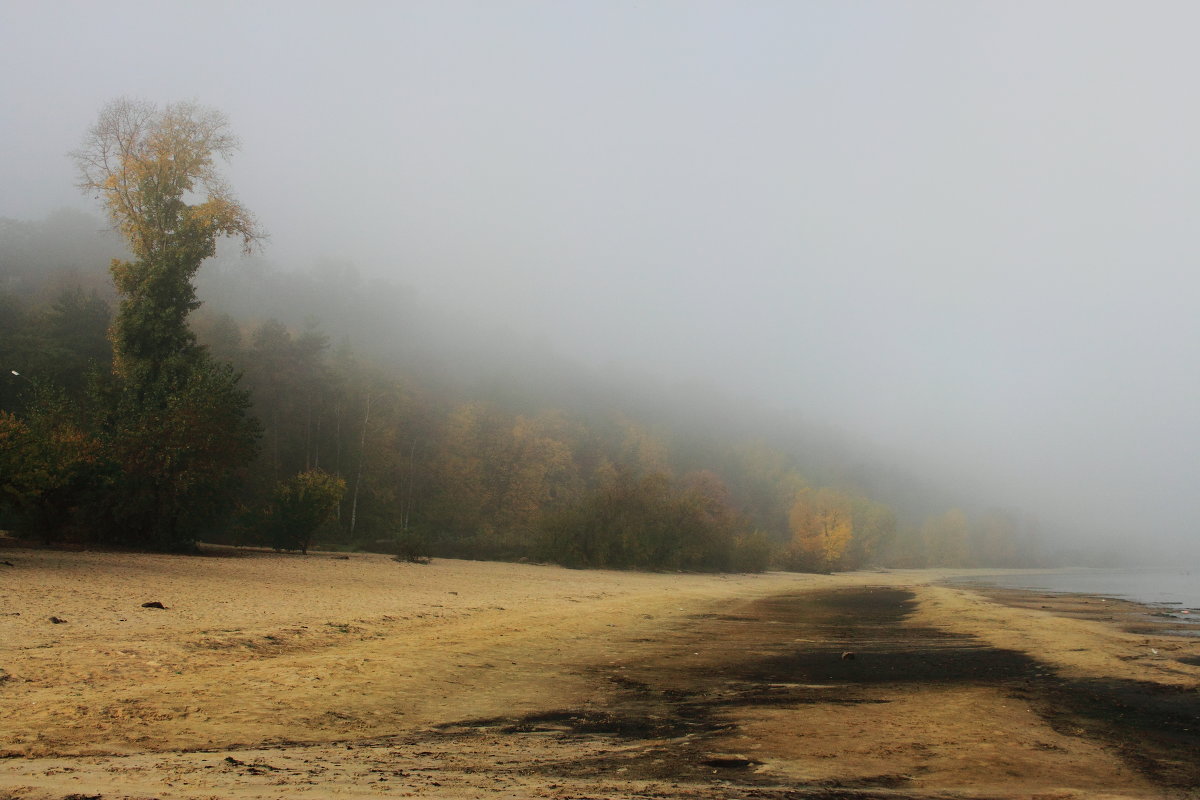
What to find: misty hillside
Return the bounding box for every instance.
[2,209,1047,570]
[6,5,1200,568]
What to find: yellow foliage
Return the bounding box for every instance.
[506,413,576,523]
[73,98,261,264]
[787,487,854,571]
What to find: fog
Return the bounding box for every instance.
[3,2,1198,561]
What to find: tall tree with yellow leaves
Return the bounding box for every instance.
[75,98,261,384]
[72,98,262,549]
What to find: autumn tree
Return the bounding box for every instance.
[843,494,897,569]
[499,412,579,534]
[786,487,855,572]
[427,401,507,547]
[72,98,262,549]
[675,470,739,571]
[539,466,745,571]
[539,466,674,568]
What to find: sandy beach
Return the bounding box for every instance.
[1,546,1198,799]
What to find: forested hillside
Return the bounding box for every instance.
[0,100,1044,570]
[1,207,1045,570]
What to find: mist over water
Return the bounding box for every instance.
[954,569,1200,622]
[3,2,1200,561]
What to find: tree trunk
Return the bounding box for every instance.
[402,438,417,531]
[349,392,371,539]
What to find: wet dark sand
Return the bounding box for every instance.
[426,587,1200,797]
[954,585,1200,792]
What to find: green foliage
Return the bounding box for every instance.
[6,125,1047,568]
[40,287,113,396]
[0,388,102,541]
[262,469,346,554]
[730,531,773,573]
[845,496,897,568]
[2,260,1034,569]
[1,287,112,415]
[60,98,265,550]
[93,358,260,550]
[239,318,333,486]
[538,467,743,571]
[389,529,432,563]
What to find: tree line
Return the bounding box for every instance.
[0,99,1046,571]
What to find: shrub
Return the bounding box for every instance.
[263,469,346,554]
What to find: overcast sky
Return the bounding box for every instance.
[3,1,1199,558]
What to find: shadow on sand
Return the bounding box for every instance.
[440,587,1200,797]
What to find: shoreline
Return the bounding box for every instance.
[941,568,1200,634]
[957,581,1200,638]
[1,550,1198,798]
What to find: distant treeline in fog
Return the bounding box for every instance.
[1,209,1045,571]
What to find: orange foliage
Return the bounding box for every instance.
[787,487,854,571]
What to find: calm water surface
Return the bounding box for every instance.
[950,568,1200,630]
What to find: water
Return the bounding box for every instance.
[949,568,1200,632]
